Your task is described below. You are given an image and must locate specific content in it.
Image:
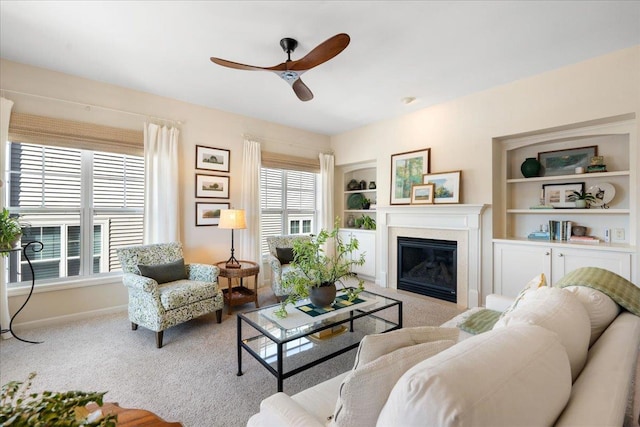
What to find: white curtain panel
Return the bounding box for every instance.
[0,97,14,339]
[143,123,180,244]
[319,153,335,256]
[239,139,262,281]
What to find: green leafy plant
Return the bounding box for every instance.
[0,208,23,257]
[274,218,365,318]
[360,198,371,209]
[567,190,596,202]
[1,372,117,426]
[361,215,376,230]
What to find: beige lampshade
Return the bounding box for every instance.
[218,209,247,230]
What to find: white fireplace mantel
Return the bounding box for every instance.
[376,204,487,308]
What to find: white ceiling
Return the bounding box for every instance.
[1,1,639,136]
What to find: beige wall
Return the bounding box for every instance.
[330,46,640,299]
[1,58,330,326]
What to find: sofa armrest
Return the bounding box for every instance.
[485,294,514,312]
[247,393,326,427]
[122,272,158,293]
[267,254,283,273]
[187,263,219,283]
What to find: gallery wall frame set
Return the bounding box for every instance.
[390,148,431,205]
[196,145,230,172]
[196,173,229,199]
[422,170,462,204]
[196,202,230,226]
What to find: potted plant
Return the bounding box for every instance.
[274,219,366,318]
[360,198,371,210]
[0,208,23,256]
[361,215,376,230]
[568,190,596,209]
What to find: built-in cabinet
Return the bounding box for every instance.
[493,115,637,293]
[338,229,376,279]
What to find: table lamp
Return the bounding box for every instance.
[219,209,246,268]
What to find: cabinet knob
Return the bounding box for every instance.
[545,251,550,256]
[557,253,564,257]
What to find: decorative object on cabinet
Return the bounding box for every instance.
[369,181,376,189]
[361,198,372,210]
[567,190,596,209]
[195,202,229,226]
[542,182,584,208]
[360,215,376,230]
[196,145,230,172]
[390,148,431,205]
[347,193,365,209]
[410,183,435,204]
[587,183,615,208]
[359,180,367,190]
[422,170,461,204]
[520,157,541,178]
[347,215,356,228]
[537,146,597,177]
[571,225,587,236]
[347,179,360,190]
[196,174,229,199]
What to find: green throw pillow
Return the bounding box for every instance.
[138,258,188,284]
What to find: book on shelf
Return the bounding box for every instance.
[548,220,572,241]
[527,231,550,240]
[568,236,600,244]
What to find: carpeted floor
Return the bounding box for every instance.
[0,280,464,427]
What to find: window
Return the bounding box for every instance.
[5,142,144,288]
[260,168,317,256]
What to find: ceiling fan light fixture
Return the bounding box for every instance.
[280,71,299,82]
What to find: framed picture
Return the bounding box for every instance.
[390,148,431,205]
[196,145,230,172]
[196,174,229,199]
[422,170,462,204]
[537,146,597,177]
[410,183,435,205]
[542,182,585,208]
[196,202,229,226]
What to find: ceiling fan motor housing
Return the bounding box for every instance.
[279,38,298,55]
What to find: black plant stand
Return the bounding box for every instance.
[0,241,44,344]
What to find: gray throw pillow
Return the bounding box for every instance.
[276,247,294,265]
[138,258,188,284]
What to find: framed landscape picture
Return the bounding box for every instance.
[196,202,229,226]
[410,183,435,204]
[537,146,597,177]
[390,148,431,205]
[196,145,230,172]
[422,170,462,204]
[196,174,229,199]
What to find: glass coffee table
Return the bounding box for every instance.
[237,288,403,392]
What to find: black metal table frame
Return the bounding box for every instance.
[0,241,44,344]
[237,292,402,392]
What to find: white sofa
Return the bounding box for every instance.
[247,271,640,427]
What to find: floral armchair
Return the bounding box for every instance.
[266,235,312,300]
[116,242,224,348]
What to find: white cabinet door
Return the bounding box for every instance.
[551,248,631,284]
[339,229,376,279]
[493,242,551,298]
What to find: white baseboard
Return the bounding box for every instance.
[11,305,127,330]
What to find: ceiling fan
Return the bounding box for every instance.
[210,33,350,102]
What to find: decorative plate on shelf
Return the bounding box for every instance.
[347,193,364,209]
[587,183,615,207]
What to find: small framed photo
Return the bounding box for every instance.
[537,146,597,177]
[196,174,229,199]
[422,170,462,204]
[542,182,585,208]
[196,202,229,226]
[390,148,431,205]
[410,183,435,204]
[196,145,230,172]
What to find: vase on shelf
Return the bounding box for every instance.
[368,181,376,189]
[520,157,541,178]
[346,215,356,228]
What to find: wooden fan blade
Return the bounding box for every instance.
[210,57,287,72]
[292,78,314,101]
[289,33,350,71]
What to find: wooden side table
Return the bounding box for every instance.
[216,260,260,315]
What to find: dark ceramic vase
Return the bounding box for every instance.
[309,283,337,308]
[520,157,541,178]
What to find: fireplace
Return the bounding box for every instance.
[397,237,457,303]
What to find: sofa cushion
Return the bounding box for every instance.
[352,326,459,368]
[377,325,572,427]
[502,272,547,316]
[138,258,188,284]
[332,339,456,427]
[493,286,590,381]
[276,247,295,265]
[563,285,621,346]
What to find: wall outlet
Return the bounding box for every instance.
[613,228,625,241]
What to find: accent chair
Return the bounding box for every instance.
[266,234,312,301]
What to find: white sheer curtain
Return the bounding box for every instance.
[143,123,180,244]
[318,153,335,231]
[239,139,262,281]
[1,97,14,339]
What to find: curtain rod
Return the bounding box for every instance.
[1,88,183,125]
[242,133,333,155]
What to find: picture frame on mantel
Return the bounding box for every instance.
[422,170,462,204]
[390,148,431,205]
[196,145,230,173]
[410,183,435,205]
